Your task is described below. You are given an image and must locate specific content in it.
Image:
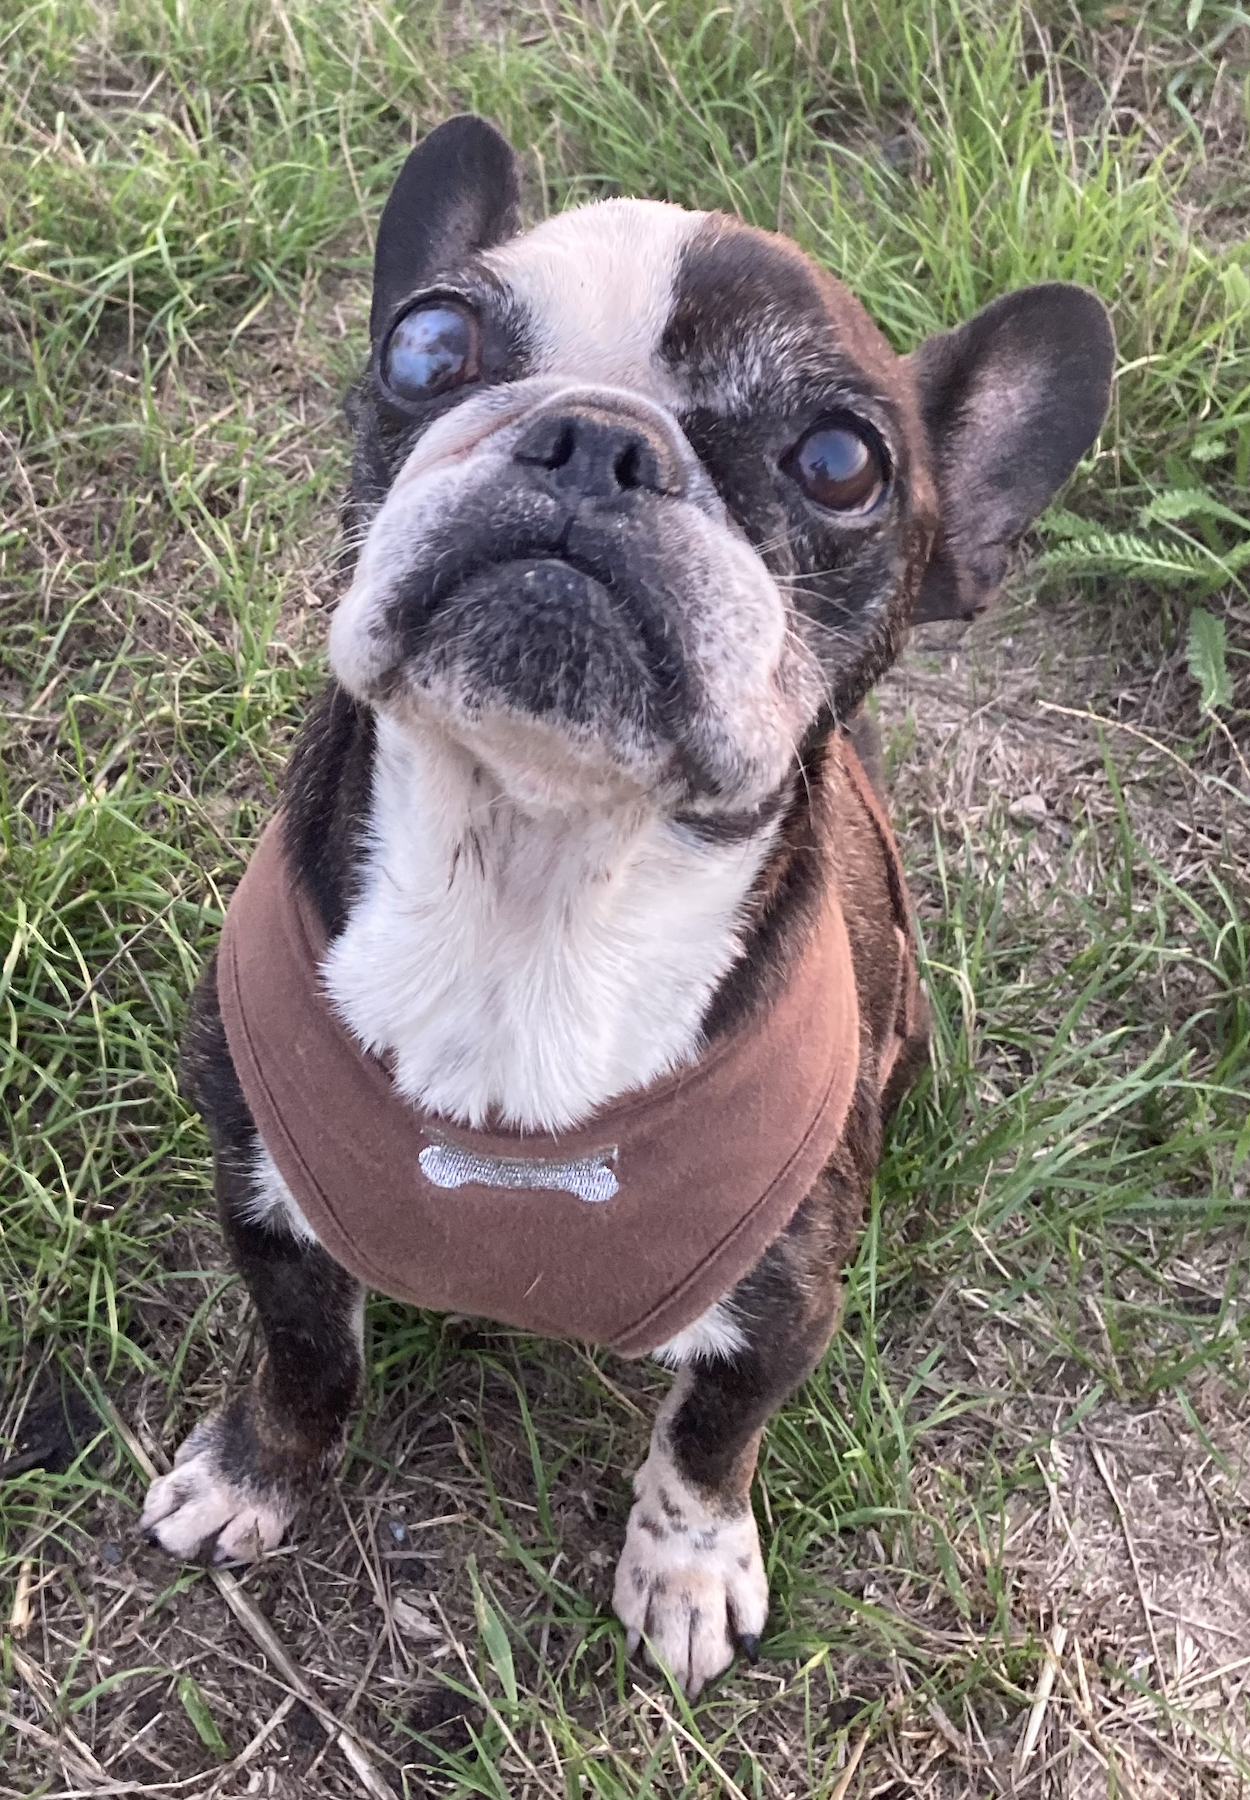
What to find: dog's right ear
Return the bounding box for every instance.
[370,115,522,341]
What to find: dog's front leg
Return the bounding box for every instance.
[142,1124,364,1564]
[613,1181,852,1698]
[611,1364,772,1700]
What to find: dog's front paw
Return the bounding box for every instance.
[139,1410,298,1565]
[612,1450,769,1698]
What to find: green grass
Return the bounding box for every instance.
[2,0,1249,1793]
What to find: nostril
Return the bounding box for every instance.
[614,441,641,490]
[546,421,576,471]
[515,415,576,471]
[613,437,664,493]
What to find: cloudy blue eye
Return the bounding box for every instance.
[784,417,888,514]
[382,301,479,401]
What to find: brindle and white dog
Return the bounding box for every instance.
[141,116,1114,1696]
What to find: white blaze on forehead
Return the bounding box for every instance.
[484,198,705,401]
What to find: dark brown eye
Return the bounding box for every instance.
[784,418,888,514]
[381,300,479,401]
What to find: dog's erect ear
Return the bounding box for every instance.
[370,115,522,340]
[907,284,1115,622]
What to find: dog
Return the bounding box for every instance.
[140,115,1114,1697]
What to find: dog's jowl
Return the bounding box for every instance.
[142,116,1114,1696]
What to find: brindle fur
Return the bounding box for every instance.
[154,115,1112,1674]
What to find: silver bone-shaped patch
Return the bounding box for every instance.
[418,1139,619,1203]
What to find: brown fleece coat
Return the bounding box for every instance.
[217,735,922,1357]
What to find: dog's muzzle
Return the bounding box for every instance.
[330,379,800,807]
[357,393,716,736]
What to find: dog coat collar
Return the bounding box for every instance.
[217,736,918,1357]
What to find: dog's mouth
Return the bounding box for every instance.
[433,550,676,668]
[418,547,621,625]
[374,518,695,737]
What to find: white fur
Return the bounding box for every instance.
[484,199,703,400]
[651,1299,748,1368]
[613,1378,769,1696]
[140,1417,297,1564]
[244,1142,319,1245]
[320,712,777,1133]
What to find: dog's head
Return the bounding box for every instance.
[331,116,1113,817]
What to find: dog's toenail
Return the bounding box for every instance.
[740,1633,760,1663]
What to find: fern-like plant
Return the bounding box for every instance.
[1036,488,1250,600]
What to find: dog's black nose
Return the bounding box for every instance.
[513,407,686,500]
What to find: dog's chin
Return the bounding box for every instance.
[385,690,669,815]
[381,684,801,823]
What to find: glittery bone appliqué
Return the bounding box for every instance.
[418,1139,620,1203]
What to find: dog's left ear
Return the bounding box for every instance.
[370,115,522,340]
[908,284,1115,622]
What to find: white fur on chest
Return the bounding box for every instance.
[319,715,775,1134]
